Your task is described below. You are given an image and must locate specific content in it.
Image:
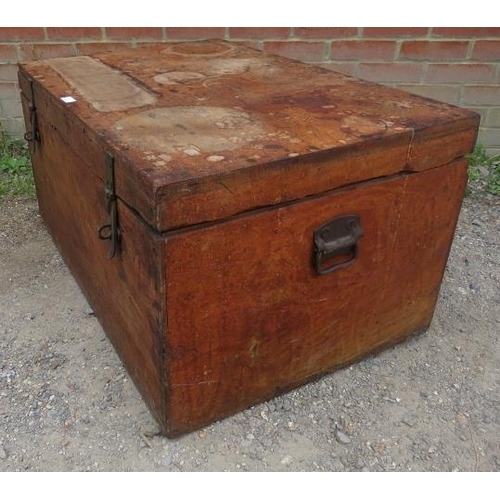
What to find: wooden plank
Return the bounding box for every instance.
[22,95,168,429]
[163,159,467,435]
[18,41,479,231]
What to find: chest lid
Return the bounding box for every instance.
[18,40,479,232]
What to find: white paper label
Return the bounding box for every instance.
[61,96,76,103]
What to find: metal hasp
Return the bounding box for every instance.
[313,215,363,275]
[98,152,120,258]
[23,79,40,152]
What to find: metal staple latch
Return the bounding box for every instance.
[23,79,41,152]
[98,152,120,259]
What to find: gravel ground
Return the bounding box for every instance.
[0,189,499,472]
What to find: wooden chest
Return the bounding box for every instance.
[18,40,479,437]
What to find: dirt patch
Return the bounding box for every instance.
[0,194,498,472]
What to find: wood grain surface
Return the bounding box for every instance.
[18,41,479,231]
[18,40,476,436]
[163,160,467,435]
[21,96,168,427]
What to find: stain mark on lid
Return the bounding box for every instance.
[111,106,265,156]
[48,56,156,112]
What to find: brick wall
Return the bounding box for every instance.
[1,27,499,154]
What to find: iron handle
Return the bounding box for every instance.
[313,215,363,275]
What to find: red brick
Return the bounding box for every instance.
[363,27,428,38]
[76,42,132,55]
[472,41,500,61]
[426,63,496,84]
[0,64,18,82]
[47,27,102,40]
[0,117,25,137]
[400,41,468,61]
[0,99,22,117]
[0,28,45,42]
[105,27,163,40]
[478,128,500,147]
[317,62,357,76]
[19,43,77,61]
[0,82,19,100]
[396,84,461,104]
[294,27,357,38]
[330,40,396,61]
[229,27,290,39]
[432,27,500,37]
[230,40,261,50]
[0,44,18,62]
[263,41,325,62]
[167,27,225,39]
[356,62,422,83]
[462,86,500,105]
[485,108,500,127]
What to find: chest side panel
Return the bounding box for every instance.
[21,95,167,427]
[163,160,467,435]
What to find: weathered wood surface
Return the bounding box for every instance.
[163,160,467,435]
[21,96,167,427]
[18,40,477,436]
[18,40,479,231]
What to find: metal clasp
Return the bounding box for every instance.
[98,152,120,259]
[23,79,40,152]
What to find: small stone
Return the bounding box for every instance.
[420,390,429,398]
[281,455,293,465]
[173,458,184,469]
[183,148,201,157]
[355,457,365,469]
[335,429,351,445]
[0,446,7,460]
[163,455,173,467]
[261,437,273,448]
[282,399,292,411]
[246,433,254,440]
[50,254,64,267]
[402,418,415,427]
[84,306,94,316]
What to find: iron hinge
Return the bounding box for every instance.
[23,79,41,152]
[98,152,121,259]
